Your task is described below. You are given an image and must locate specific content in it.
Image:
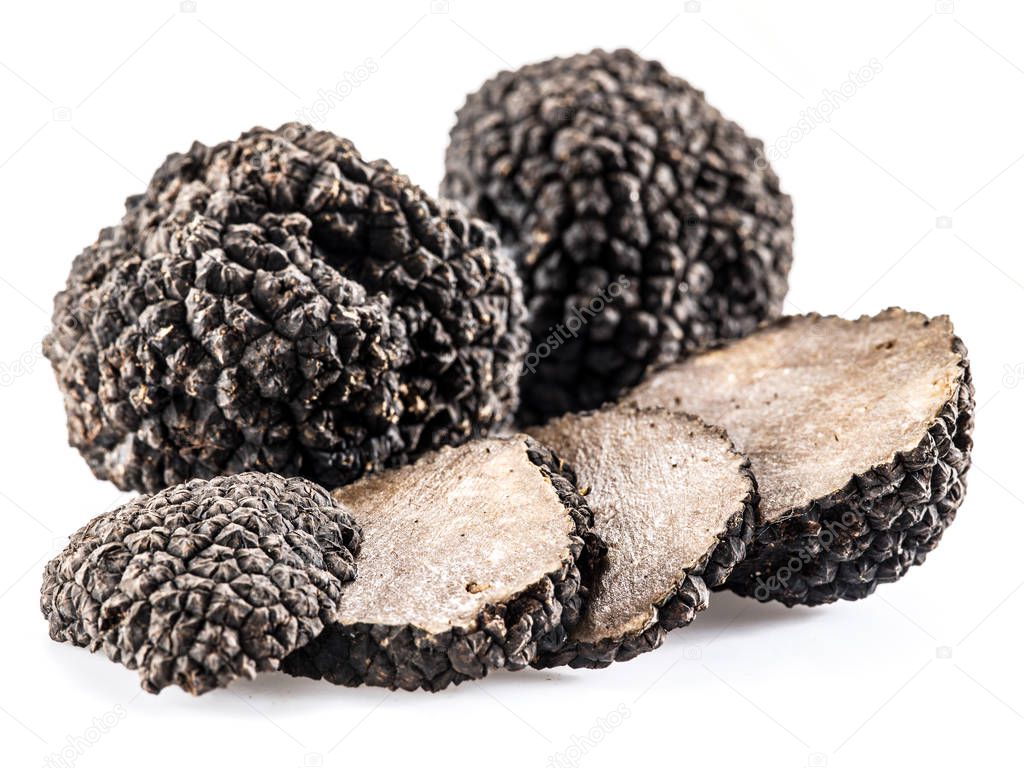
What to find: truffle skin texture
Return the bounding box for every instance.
[44,123,529,492]
[280,438,604,691]
[40,472,361,695]
[534,411,757,669]
[442,48,793,423]
[729,344,974,606]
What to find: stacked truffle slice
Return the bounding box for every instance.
[625,309,974,606]
[282,435,603,690]
[528,405,756,667]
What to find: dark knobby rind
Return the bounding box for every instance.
[281,436,603,691]
[45,123,529,493]
[442,48,793,424]
[41,472,360,695]
[529,405,755,668]
[626,309,975,606]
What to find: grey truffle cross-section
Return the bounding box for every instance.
[281,435,604,691]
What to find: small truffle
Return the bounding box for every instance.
[442,48,793,423]
[280,435,603,691]
[626,309,974,606]
[528,405,755,667]
[45,123,528,493]
[41,472,360,695]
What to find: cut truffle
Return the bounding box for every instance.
[280,435,602,691]
[41,472,360,695]
[626,309,974,606]
[44,123,528,493]
[527,405,755,667]
[442,48,793,423]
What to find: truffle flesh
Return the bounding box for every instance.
[626,309,974,606]
[280,435,601,691]
[528,405,755,667]
[41,472,361,695]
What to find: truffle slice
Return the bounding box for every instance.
[280,435,601,691]
[45,123,528,493]
[443,48,793,424]
[41,473,360,695]
[626,309,975,606]
[527,405,755,668]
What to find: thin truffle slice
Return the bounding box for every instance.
[41,473,360,695]
[626,309,975,606]
[281,435,601,691]
[527,405,755,667]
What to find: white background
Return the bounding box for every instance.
[1,1,1020,766]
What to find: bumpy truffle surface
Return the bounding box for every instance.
[45,123,528,492]
[528,405,755,667]
[626,309,974,606]
[41,472,360,695]
[442,48,793,423]
[281,435,603,691]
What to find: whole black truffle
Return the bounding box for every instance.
[45,123,528,493]
[281,435,604,691]
[442,48,794,424]
[528,405,755,667]
[41,472,361,695]
[626,309,974,606]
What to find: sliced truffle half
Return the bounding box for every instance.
[528,405,756,668]
[41,473,361,695]
[626,309,974,606]
[280,435,600,691]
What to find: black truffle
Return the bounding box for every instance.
[41,472,361,695]
[442,48,793,423]
[280,435,603,691]
[626,309,974,606]
[528,405,755,667]
[45,123,529,493]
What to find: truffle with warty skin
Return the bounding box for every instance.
[625,309,974,606]
[41,472,361,695]
[442,48,793,423]
[527,405,755,667]
[280,435,604,691]
[44,123,529,493]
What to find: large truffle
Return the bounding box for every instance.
[528,405,755,667]
[41,472,360,695]
[442,48,793,423]
[45,123,529,493]
[280,435,603,691]
[626,309,974,606]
